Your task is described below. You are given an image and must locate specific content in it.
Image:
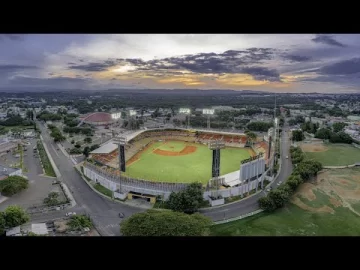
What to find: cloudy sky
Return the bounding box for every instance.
[1,34,360,93]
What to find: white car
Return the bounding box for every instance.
[286,156,289,159]
[66,212,76,217]
[277,181,282,186]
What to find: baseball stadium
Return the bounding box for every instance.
[87,129,270,185]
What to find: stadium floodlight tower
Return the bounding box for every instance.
[128,110,137,130]
[203,109,215,130]
[209,140,225,178]
[179,108,191,129]
[113,136,127,193]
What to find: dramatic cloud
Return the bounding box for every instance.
[0,34,360,93]
[311,34,346,47]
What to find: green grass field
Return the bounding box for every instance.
[211,168,360,236]
[123,140,251,183]
[304,144,360,166]
[211,204,360,236]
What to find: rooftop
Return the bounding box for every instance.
[0,164,20,179]
[90,141,118,154]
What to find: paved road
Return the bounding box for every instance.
[200,121,293,221]
[34,120,293,234]
[36,122,145,236]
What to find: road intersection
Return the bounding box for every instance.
[31,120,293,235]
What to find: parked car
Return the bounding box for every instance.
[66,212,76,217]
[119,212,125,218]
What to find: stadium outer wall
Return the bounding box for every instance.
[83,128,273,202]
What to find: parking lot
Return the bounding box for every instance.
[0,138,63,211]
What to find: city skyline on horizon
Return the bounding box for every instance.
[2,34,360,93]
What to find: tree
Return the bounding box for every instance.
[292,130,305,141]
[258,196,276,212]
[332,122,347,133]
[84,137,92,144]
[0,212,5,235]
[3,205,30,228]
[83,146,90,157]
[315,128,332,140]
[245,131,257,145]
[0,176,29,196]
[71,139,75,144]
[167,183,204,214]
[43,192,63,206]
[68,215,92,231]
[90,144,100,151]
[75,143,81,149]
[268,189,289,208]
[120,210,212,236]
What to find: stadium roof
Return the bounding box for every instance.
[222,170,242,187]
[90,141,118,154]
[83,112,113,123]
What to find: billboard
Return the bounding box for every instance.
[240,157,265,182]
[111,112,121,119]
[203,109,215,115]
[179,108,190,114]
[129,110,137,116]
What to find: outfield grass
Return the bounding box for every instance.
[304,144,360,166]
[123,140,251,183]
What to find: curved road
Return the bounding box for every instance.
[200,122,293,221]
[32,122,145,236]
[32,120,293,234]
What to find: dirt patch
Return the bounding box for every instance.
[127,142,155,166]
[297,183,316,201]
[247,148,257,156]
[154,145,197,156]
[329,197,342,208]
[300,143,328,153]
[291,197,334,214]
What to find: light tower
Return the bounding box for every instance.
[113,136,127,193]
[179,108,191,129]
[203,109,214,130]
[208,140,226,199]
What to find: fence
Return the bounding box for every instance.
[213,209,264,225]
[84,162,271,201]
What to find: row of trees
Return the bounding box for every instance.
[247,121,273,132]
[258,147,322,212]
[0,205,30,235]
[0,115,34,127]
[301,121,319,134]
[315,126,353,144]
[37,111,62,122]
[48,124,66,142]
[63,126,92,136]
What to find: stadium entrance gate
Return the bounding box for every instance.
[127,191,157,204]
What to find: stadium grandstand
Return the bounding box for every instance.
[78,112,115,127]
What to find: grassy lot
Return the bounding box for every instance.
[302,143,360,166]
[94,183,113,197]
[123,140,251,183]
[211,168,360,236]
[37,140,56,177]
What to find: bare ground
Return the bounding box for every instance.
[299,143,328,153]
[291,168,360,216]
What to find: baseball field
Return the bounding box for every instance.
[123,140,252,183]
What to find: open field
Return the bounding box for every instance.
[300,143,360,166]
[123,140,252,183]
[211,167,360,236]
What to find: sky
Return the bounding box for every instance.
[1,34,360,93]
